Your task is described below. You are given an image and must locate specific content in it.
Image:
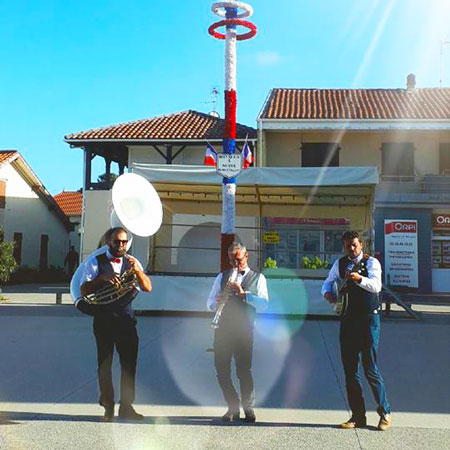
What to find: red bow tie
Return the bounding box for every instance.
[109,258,122,263]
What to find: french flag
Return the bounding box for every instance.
[242,142,253,169]
[204,144,217,167]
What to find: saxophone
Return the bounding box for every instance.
[210,268,238,329]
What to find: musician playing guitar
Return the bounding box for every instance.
[78,227,151,422]
[322,230,392,431]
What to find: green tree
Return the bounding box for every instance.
[97,172,118,185]
[0,233,18,298]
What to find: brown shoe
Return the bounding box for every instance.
[340,418,367,429]
[378,414,392,431]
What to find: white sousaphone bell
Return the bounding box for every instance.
[70,173,163,304]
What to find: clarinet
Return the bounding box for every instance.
[210,268,238,329]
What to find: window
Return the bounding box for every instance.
[381,142,414,179]
[301,143,339,167]
[40,234,49,269]
[439,144,450,174]
[13,232,22,265]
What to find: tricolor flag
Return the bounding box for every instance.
[242,142,253,169]
[204,144,217,167]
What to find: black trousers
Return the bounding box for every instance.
[213,321,255,411]
[93,315,139,408]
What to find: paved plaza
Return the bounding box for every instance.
[0,290,449,449]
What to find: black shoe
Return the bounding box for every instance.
[221,409,240,422]
[243,409,256,423]
[103,406,114,422]
[118,405,144,420]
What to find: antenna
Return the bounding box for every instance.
[440,40,450,87]
[206,86,221,117]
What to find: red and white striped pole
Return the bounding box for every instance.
[208,1,257,270]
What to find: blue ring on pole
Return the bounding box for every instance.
[226,7,238,29]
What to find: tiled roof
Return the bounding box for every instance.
[54,191,82,216]
[65,110,256,141]
[0,150,71,229]
[0,150,19,165]
[259,88,450,120]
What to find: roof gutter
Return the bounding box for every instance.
[259,119,450,131]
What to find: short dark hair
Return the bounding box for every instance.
[106,227,128,241]
[341,230,362,244]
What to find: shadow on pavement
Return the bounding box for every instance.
[0,411,341,428]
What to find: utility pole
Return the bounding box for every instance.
[208,1,257,270]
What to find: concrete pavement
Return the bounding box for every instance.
[0,300,449,449]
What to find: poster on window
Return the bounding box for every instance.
[384,220,418,288]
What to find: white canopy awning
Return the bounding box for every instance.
[131,164,379,187]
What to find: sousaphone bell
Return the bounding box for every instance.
[70,173,163,306]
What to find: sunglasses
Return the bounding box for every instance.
[229,255,248,263]
[112,239,128,245]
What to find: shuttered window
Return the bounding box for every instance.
[40,234,49,269]
[13,232,22,265]
[301,143,339,167]
[439,144,450,174]
[381,142,414,178]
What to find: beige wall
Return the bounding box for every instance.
[263,129,450,175]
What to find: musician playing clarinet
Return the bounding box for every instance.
[322,230,392,431]
[207,242,268,423]
[78,227,151,422]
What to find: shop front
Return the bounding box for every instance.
[432,213,450,292]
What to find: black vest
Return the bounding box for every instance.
[77,253,139,318]
[219,269,260,327]
[338,255,380,315]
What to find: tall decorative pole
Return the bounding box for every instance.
[208,1,257,270]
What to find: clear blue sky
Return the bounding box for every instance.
[1,0,449,194]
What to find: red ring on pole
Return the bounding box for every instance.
[208,19,257,41]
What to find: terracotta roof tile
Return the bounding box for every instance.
[54,191,82,216]
[65,110,256,141]
[260,88,450,120]
[0,150,19,165]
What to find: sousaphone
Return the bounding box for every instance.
[70,173,163,307]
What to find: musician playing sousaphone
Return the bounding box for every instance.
[77,226,151,422]
[321,230,392,431]
[207,242,268,423]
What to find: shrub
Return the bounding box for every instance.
[0,239,18,284]
[8,265,68,284]
[263,257,278,269]
[302,256,329,270]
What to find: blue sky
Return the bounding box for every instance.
[1,0,449,194]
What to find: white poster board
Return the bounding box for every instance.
[384,219,418,288]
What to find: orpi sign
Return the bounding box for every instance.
[217,154,242,179]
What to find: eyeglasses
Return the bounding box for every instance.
[229,255,248,263]
[113,239,128,245]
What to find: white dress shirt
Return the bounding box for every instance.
[321,252,382,298]
[80,250,144,285]
[206,267,269,313]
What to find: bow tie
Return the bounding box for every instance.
[109,258,122,263]
[239,271,246,276]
